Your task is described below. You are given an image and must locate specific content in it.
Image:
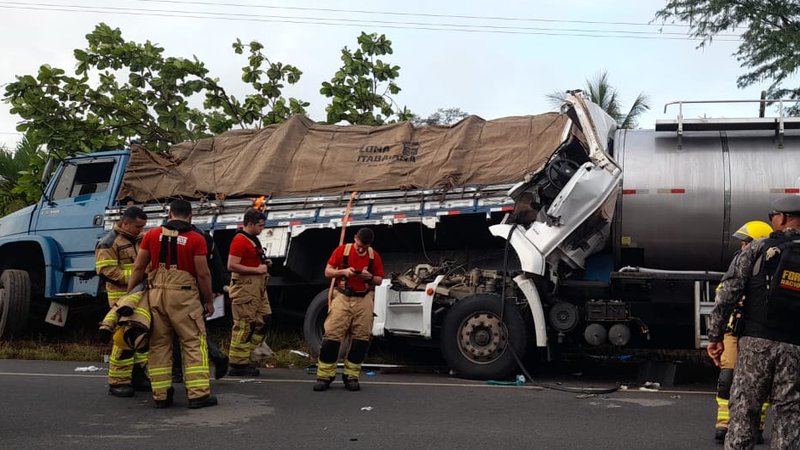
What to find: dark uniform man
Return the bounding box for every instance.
[127,200,217,409]
[95,206,148,397]
[708,196,800,449]
[227,209,272,377]
[314,228,384,392]
[712,221,772,444]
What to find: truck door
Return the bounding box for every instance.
[32,156,120,279]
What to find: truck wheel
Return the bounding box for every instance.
[303,289,331,356]
[441,294,527,380]
[0,270,31,339]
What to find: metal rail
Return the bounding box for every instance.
[659,99,800,148]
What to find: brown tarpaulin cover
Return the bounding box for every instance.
[117,112,578,202]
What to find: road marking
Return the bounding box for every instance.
[0,372,106,379]
[0,371,715,395]
[64,435,152,439]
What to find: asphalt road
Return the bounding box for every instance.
[0,359,767,449]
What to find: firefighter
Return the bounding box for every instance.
[95,206,148,397]
[314,227,384,392]
[172,223,230,382]
[708,196,800,449]
[227,209,272,377]
[127,199,217,409]
[713,220,772,444]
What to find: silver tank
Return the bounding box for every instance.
[612,128,800,271]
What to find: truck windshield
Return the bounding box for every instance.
[50,160,115,201]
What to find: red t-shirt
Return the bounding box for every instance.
[228,234,261,268]
[140,225,207,276]
[327,244,385,292]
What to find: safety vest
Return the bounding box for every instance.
[744,232,800,345]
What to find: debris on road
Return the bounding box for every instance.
[640,381,661,391]
[360,406,373,411]
[74,366,103,372]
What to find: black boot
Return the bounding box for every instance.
[172,369,184,384]
[108,384,135,398]
[188,394,218,409]
[342,374,360,392]
[313,377,334,392]
[207,337,228,380]
[756,429,764,445]
[714,428,727,443]
[154,387,175,409]
[228,363,259,377]
[131,365,151,392]
[213,355,229,380]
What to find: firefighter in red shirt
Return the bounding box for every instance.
[227,208,272,377]
[314,228,384,392]
[127,200,217,409]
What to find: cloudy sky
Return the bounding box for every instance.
[0,0,786,150]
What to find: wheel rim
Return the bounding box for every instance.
[457,311,508,365]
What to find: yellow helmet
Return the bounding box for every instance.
[732,220,773,243]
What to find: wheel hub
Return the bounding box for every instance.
[458,312,507,363]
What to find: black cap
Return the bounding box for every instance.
[771,196,800,214]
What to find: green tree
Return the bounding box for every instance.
[320,32,413,125]
[0,136,47,214]
[229,39,309,128]
[3,23,308,203]
[547,71,650,129]
[412,107,469,126]
[654,1,800,107]
[4,23,307,157]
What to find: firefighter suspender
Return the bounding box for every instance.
[159,227,180,269]
[338,244,375,294]
[342,243,374,273]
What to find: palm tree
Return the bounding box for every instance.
[547,71,650,129]
[0,136,44,215]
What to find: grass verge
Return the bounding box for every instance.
[0,326,416,368]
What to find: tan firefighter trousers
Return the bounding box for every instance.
[317,290,374,380]
[147,267,210,401]
[229,272,271,366]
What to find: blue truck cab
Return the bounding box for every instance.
[0,150,130,338]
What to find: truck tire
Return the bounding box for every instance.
[303,289,331,356]
[440,294,527,380]
[0,270,31,339]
